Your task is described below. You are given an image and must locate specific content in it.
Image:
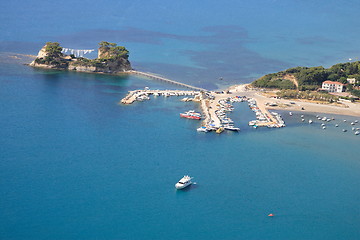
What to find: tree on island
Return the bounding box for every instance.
[45,42,62,58]
[98,41,129,60]
[34,42,68,67]
[32,41,131,72]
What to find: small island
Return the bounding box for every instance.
[30,41,132,73]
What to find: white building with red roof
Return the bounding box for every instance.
[321,81,345,93]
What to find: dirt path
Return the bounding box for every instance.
[283,74,299,89]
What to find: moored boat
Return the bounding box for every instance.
[180,110,201,120]
[175,175,193,189]
[197,126,209,132]
[216,127,224,134]
[224,125,240,131]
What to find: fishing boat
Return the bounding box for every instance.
[175,175,193,189]
[180,110,201,120]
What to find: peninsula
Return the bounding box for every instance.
[30,41,131,73]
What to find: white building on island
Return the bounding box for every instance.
[321,81,345,93]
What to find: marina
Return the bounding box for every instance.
[120,86,286,133]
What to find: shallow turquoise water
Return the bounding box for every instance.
[0,64,359,240]
[1,1,360,238]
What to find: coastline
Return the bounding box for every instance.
[9,50,360,118]
[227,84,360,117]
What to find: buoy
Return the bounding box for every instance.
[268,213,274,217]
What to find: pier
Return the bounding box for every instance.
[120,89,201,104]
[120,88,286,132]
[120,72,286,132]
[128,70,207,92]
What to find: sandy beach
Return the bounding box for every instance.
[226,84,360,117]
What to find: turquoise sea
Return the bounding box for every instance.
[1,1,360,239]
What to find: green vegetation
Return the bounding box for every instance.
[33,41,131,72]
[252,74,296,89]
[35,42,68,67]
[351,89,360,98]
[45,42,62,57]
[252,61,360,90]
[276,90,339,102]
[98,41,129,60]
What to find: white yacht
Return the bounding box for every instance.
[175,175,193,189]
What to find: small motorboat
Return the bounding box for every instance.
[197,126,209,132]
[175,175,193,189]
[309,119,313,124]
[224,125,240,131]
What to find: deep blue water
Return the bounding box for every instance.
[1,63,360,240]
[2,0,360,89]
[1,1,360,239]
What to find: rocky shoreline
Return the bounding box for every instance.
[29,42,132,74]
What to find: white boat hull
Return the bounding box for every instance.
[175,182,192,189]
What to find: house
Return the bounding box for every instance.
[321,81,345,93]
[347,78,356,84]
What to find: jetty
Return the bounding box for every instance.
[128,70,207,92]
[120,72,286,132]
[120,89,201,104]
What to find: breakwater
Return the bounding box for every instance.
[120,88,286,132]
[120,89,202,104]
